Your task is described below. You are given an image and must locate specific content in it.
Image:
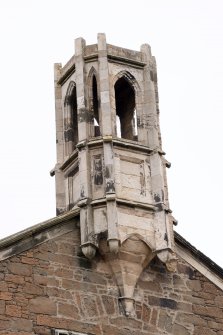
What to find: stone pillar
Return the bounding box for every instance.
[97,33,112,136]
[54,63,66,214]
[75,37,89,142]
[140,44,159,148]
[140,44,175,264]
[78,142,95,258]
[140,44,164,206]
[97,33,119,251]
[75,38,95,257]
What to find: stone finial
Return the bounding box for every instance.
[74,37,86,56]
[97,32,107,50]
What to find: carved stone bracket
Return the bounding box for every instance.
[157,248,178,272]
[81,242,97,260]
[100,235,155,317]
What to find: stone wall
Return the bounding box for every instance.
[0,228,222,335]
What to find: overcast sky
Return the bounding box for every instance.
[0,0,222,267]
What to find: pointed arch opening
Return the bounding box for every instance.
[92,75,100,136]
[88,67,101,138]
[115,76,137,141]
[64,82,78,155]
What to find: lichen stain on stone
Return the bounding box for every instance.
[96,230,108,241]
[154,193,161,202]
[137,116,143,128]
[105,166,110,178]
[4,240,33,259]
[78,108,94,123]
[33,234,49,244]
[164,233,168,243]
[64,128,74,142]
[106,179,115,193]
[161,189,164,201]
[160,298,177,310]
[4,233,48,260]
[80,185,85,198]
[93,156,103,185]
[56,207,65,216]
[78,256,92,269]
[156,203,163,211]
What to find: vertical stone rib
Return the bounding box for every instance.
[98,33,112,136]
[75,38,95,253]
[141,44,159,149]
[98,33,119,247]
[54,63,66,214]
[75,37,88,142]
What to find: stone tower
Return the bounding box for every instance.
[53,34,177,316]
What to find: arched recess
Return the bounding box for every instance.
[114,71,140,141]
[87,67,100,137]
[121,233,155,253]
[64,81,78,155]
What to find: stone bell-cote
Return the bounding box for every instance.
[52,33,176,316]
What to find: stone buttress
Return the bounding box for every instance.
[52,33,177,316]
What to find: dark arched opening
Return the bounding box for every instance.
[115,77,137,141]
[70,86,78,146]
[64,83,78,154]
[92,75,100,136]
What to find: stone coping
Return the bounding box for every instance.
[0,208,79,250]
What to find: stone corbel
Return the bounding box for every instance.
[107,238,120,254]
[100,235,155,317]
[81,242,97,260]
[156,248,177,272]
